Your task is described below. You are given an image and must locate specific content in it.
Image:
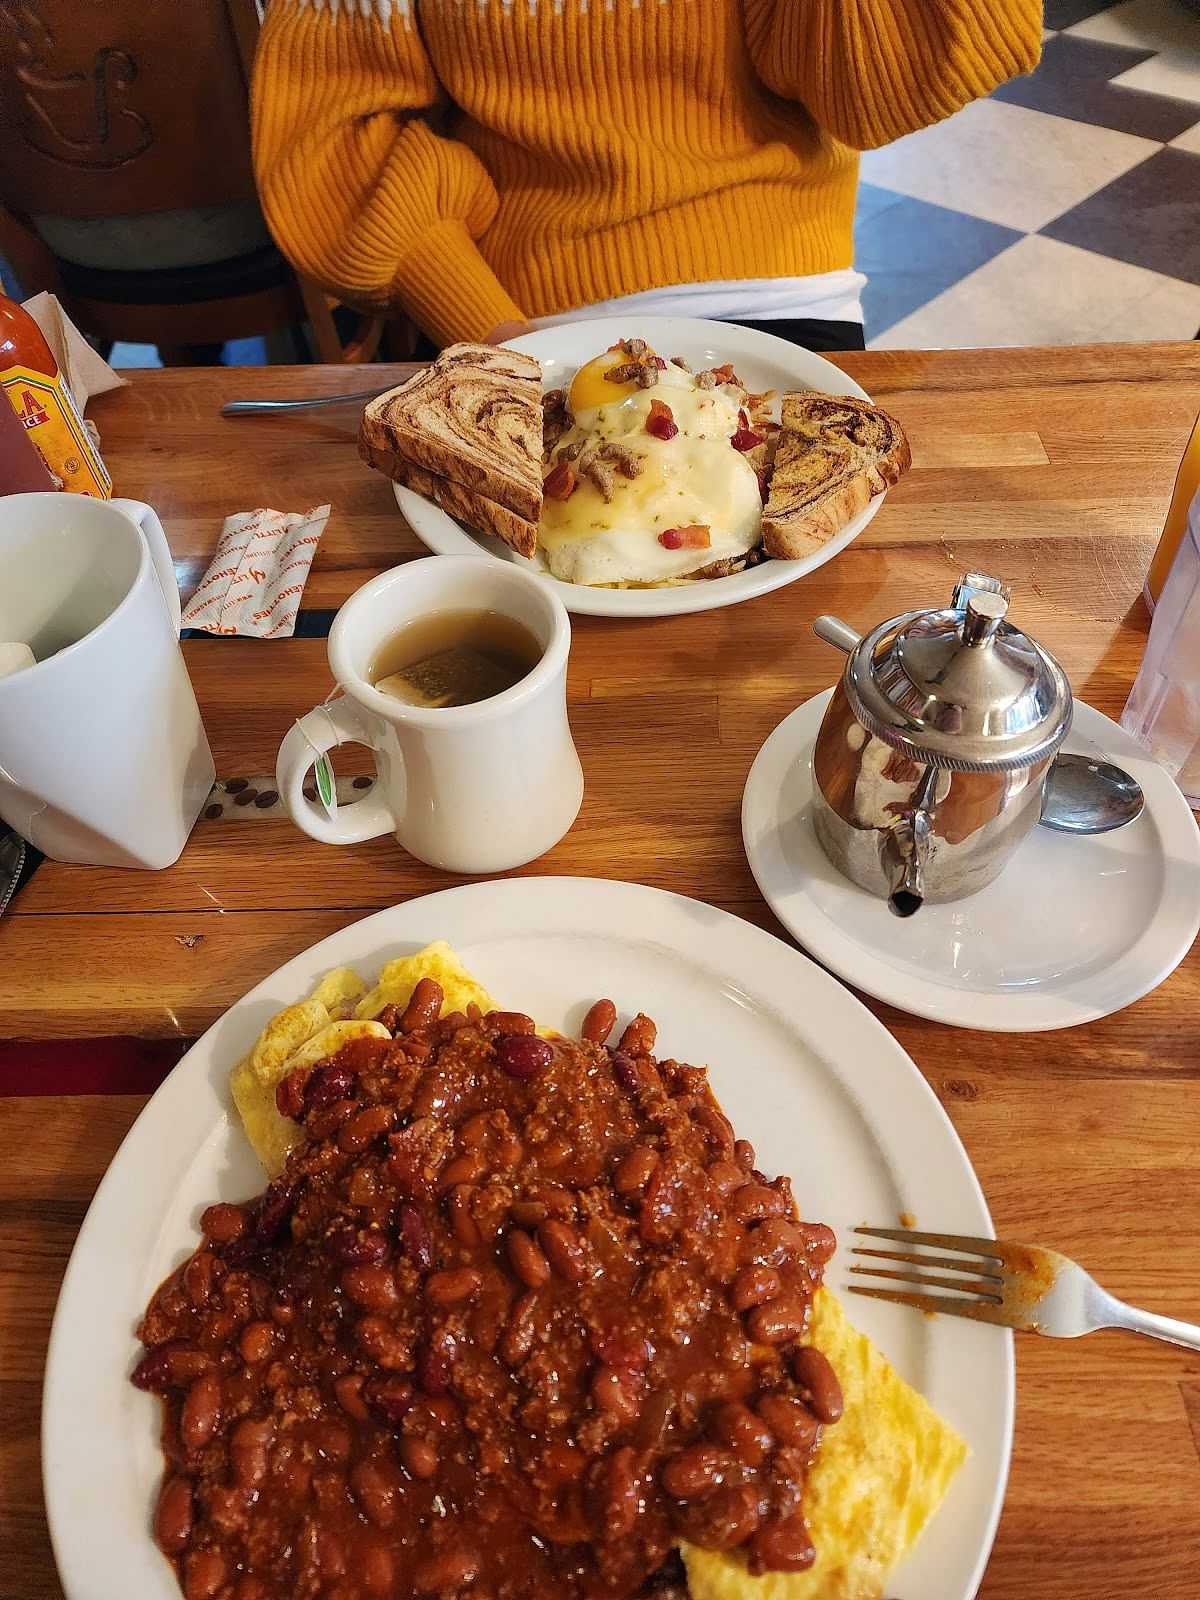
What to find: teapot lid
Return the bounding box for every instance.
[843,573,1072,773]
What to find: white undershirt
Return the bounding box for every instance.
[532,270,866,331]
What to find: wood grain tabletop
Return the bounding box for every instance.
[3,345,1199,1598]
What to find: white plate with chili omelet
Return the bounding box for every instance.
[43,878,1012,1600]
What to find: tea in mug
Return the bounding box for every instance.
[369,608,542,708]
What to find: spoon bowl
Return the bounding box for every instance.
[1039,753,1144,835]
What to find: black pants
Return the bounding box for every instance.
[721,317,866,352]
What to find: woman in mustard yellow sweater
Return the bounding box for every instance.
[252,0,1041,352]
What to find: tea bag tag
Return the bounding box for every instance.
[294,698,344,823]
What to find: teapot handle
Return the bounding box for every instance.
[813,615,862,655]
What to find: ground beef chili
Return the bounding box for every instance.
[133,988,841,1600]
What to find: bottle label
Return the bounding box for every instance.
[1,365,112,498]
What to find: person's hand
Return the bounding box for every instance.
[483,320,534,345]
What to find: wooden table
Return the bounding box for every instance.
[3,346,1199,1597]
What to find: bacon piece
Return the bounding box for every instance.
[658,525,711,551]
[645,399,678,441]
[730,427,764,453]
[543,461,577,500]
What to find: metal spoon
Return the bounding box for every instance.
[220,387,392,416]
[1039,753,1144,834]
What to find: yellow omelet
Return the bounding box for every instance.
[682,1288,966,1600]
[228,944,965,1596]
[229,942,496,1175]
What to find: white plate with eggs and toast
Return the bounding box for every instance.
[394,316,891,618]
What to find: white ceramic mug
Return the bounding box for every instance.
[277,556,584,873]
[0,492,214,869]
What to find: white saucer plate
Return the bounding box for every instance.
[395,315,884,618]
[44,878,1009,1600]
[743,692,1200,1032]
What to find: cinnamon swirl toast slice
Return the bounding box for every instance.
[762,393,910,560]
[359,343,543,536]
[372,451,538,560]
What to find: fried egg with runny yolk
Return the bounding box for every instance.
[539,350,762,586]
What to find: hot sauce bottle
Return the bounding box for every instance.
[0,292,111,497]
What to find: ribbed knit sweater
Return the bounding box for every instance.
[252,0,1041,346]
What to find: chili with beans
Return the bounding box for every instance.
[133,991,841,1600]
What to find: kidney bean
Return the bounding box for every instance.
[334,1373,370,1422]
[591,1328,650,1373]
[742,1218,807,1267]
[662,1444,735,1500]
[183,1548,227,1600]
[495,1033,554,1080]
[438,1010,468,1034]
[400,1436,439,1479]
[749,1512,817,1574]
[690,1483,762,1550]
[355,1316,412,1370]
[205,1481,251,1535]
[447,1184,482,1246]
[303,1060,356,1113]
[400,977,444,1033]
[798,1220,837,1266]
[757,1393,819,1450]
[500,1290,540,1367]
[275,1068,306,1120]
[486,1010,536,1035]
[154,1475,193,1554]
[790,1345,844,1423]
[413,1546,480,1592]
[731,1183,788,1222]
[536,1185,577,1218]
[358,1378,412,1427]
[131,1340,211,1393]
[734,1138,756,1171]
[318,1527,347,1578]
[234,1575,269,1600]
[229,1416,273,1487]
[199,1203,246,1245]
[538,1219,590,1283]
[705,1160,745,1197]
[614,1146,659,1196]
[713,1401,774,1467]
[591,1364,641,1424]
[494,1130,524,1168]
[252,1180,296,1249]
[509,1199,547,1227]
[746,1296,809,1347]
[398,1202,434,1271]
[238,1320,275,1364]
[338,1103,395,1154]
[330,1224,390,1266]
[416,1337,453,1396]
[426,1266,483,1307]
[341,1263,398,1312]
[183,1251,220,1309]
[617,1013,656,1056]
[180,1372,222,1454]
[351,1458,401,1527]
[581,998,617,1044]
[507,1228,551,1289]
[730,1264,782,1312]
[603,1445,641,1536]
[610,1051,640,1091]
[438,1150,487,1189]
[360,1543,396,1595]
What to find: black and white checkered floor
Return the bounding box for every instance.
[857,0,1200,347]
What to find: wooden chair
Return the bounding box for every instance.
[0,0,410,364]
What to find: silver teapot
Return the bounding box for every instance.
[810,573,1073,916]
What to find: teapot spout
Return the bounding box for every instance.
[881,768,937,918]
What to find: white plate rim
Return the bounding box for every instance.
[42,876,1012,1600]
[395,315,883,618]
[742,692,1200,1031]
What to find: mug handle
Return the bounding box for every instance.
[277,697,397,846]
[110,498,182,634]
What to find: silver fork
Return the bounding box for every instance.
[849,1226,1200,1351]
